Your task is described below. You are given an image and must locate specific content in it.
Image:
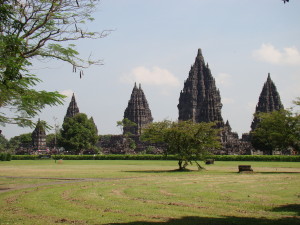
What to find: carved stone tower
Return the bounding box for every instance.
[178,49,224,127]
[32,119,47,151]
[124,83,153,135]
[251,73,284,131]
[65,93,80,119]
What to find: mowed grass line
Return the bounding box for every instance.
[0,160,300,225]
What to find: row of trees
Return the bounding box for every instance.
[1,97,299,170]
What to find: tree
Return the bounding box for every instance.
[0,134,8,152]
[117,118,137,151]
[8,132,32,153]
[0,0,108,127]
[59,113,98,154]
[116,118,137,135]
[141,120,221,171]
[251,109,300,154]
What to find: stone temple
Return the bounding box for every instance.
[65,93,80,119]
[178,49,252,154]
[123,83,153,135]
[178,49,224,127]
[250,73,284,131]
[32,119,47,152]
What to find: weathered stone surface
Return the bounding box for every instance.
[98,135,163,155]
[178,49,224,127]
[65,93,80,119]
[124,83,153,135]
[32,119,47,151]
[251,73,284,131]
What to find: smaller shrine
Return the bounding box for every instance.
[32,119,47,154]
[123,83,153,135]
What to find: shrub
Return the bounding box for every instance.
[11,155,40,160]
[0,152,12,161]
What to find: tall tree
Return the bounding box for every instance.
[0,0,108,127]
[59,113,98,154]
[141,120,221,170]
[251,108,300,154]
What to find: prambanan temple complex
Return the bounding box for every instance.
[30,48,288,155]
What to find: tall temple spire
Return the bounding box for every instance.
[124,83,153,135]
[32,119,47,151]
[65,93,80,119]
[251,73,284,131]
[178,48,224,126]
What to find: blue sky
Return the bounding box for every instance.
[2,0,300,139]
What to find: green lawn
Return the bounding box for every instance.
[0,160,300,225]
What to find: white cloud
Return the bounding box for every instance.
[253,44,300,65]
[120,66,180,87]
[59,89,73,98]
[216,73,232,87]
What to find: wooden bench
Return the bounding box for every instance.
[205,159,215,165]
[238,165,253,172]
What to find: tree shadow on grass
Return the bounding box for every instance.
[105,215,300,225]
[272,204,300,216]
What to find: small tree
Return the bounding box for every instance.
[251,108,300,154]
[59,113,98,154]
[141,120,221,170]
[117,118,137,135]
[117,118,137,151]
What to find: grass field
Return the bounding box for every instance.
[0,160,300,225]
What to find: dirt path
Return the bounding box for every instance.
[0,176,138,193]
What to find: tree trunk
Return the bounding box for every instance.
[178,160,183,170]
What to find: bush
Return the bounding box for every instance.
[0,152,12,161]
[203,155,300,162]
[11,155,40,160]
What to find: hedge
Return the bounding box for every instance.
[0,153,11,161]
[9,154,300,162]
[203,155,300,162]
[11,155,40,160]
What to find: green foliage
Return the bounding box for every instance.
[46,133,57,148]
[203,155,300,162]
[0,0,107,127]
[8,133,32,151]
[9,154,300,162]
[99,135,112,142]
[51,154,176,160]
[141,120,221,170]
[11,155,39,160]
[59,113,98,154]
[0,134,9,152]
[0,152,11,161]
[251,109,300,153]
[116,118,137,135]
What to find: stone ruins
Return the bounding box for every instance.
[123,83,153,135]
[31,119,47,153]
[65,93,80,120]
[250,73,284,131]
[28,48,287,155]
[178,49,224,127]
